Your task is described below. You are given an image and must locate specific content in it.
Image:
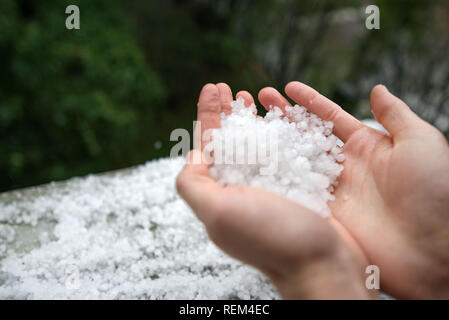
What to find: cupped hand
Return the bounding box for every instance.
[258,82,449,299]
[176,83,374,299]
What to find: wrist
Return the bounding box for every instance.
[269,250,375,299]
[404,257,449,299]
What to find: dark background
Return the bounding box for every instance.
[1,0,448,192]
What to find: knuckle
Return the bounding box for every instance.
[207,205,228,230]
[204,196,233,232]
[206,227,224,247]
[325,105,341,122]
[374,102,390,124]
[175,171,188,196]
[307,90,319,104]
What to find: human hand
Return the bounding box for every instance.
[258,82,449,299]
[176,83,374,299]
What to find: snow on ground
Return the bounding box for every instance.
[0,157,277,299]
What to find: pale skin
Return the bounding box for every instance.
[176,81,449,299]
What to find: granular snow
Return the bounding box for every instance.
[0,157,277,299]
[206,98,344,217]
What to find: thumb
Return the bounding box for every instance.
[176,149,222,223]
[370,85,425,139]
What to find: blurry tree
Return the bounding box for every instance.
[343,0,449,136]
[0,0,165,191]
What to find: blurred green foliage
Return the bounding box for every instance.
[0,0,166,191]
[1,0,448,191]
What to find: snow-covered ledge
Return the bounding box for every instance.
[0,157,277,299]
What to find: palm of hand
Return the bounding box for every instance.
[333,123,449,298]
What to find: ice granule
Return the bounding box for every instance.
[206,98,344,217]
[0,157,277,300]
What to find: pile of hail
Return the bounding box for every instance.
[205,98,345,217]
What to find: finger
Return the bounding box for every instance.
[236,90,255,107]
[217,82,233,115]
[176,150,222,224]
[370,85,424,139]
[285,81,363,142]
[258,87,291,112]
[196,83,221,150]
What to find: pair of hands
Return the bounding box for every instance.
[176,81,449,299]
